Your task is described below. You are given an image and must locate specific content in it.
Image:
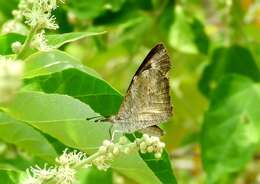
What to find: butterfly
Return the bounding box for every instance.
[87,43,172,137]
[107,43,173,136]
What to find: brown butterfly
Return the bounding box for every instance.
[108,43,173,136]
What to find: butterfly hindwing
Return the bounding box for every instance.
[111,44,172,133]
[140,125,165,137]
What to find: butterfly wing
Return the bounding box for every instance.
[140,125,165,137]
[112,44,172,132]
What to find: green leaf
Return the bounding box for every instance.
[140,151,177,184]
[201,75,260,183]
[5,91,110,153]
[46,31,107,49]
[24,50,101,79]
[0,169,21,184]
[0,0,18,17]
[113,152,163,184]
[0,112,57,162]
[0,33,25,55]
[126,134,177,184]
[68,0,106,19]
[77,167,112,184]
[4,91,174,184]
[158,0,175,37]
[168,5,209,54]
[199,45,260,96]
[106,0,126,12]
[23,50,123,116]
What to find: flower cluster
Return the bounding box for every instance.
[92,137,134,171]
[2,0,64,52]
[1,20,27,35]
[22,0,60,30]
[23,149,84,184]
[0,57,24,103]
[31,30,50,51]
[22,134,166,184]
[2,0,62,34]
[56,148,86,167]
[136,134,165,158]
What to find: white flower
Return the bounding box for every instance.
[56,148,86,166]
[1,20,28,35]
[56,166,76,184]
[92,139,129,171]
[12,10,23,21]
[92,155,111,171]
[136,134,165,158]
[31,30,52,51]
[0,57,24,103]
[154,153,162,159]
[112,146,120,155]
[21,170,42,184]
[118,136,128,145]
[2,0,64,32]
[11,41,22,53]
[23,6,58,30]
[103,140,112,147]
[15,0,63,30]
[123,147,130,154]
[21,134,167,184]
[30,165,56,181]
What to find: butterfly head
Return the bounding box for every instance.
[107,115,122,124]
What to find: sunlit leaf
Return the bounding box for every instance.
[0,112,57,162]
[23,50,123,116]
[201,75,260,183]
[199,45,260,96]
[24,50,100,79]
[68,0,106,19]
[77,168,112,184]
[5,91,109,153]
[168,5,209,54]
[46,31,107,48]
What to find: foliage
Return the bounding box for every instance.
[0,0,259,183]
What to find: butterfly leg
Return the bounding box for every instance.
[109,125,113,140]
[109,126,117,142]
[109,125,122,142]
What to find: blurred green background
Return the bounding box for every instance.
[0,0,259,183]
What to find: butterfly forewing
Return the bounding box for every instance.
[110,44,172,133]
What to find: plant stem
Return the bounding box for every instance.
[16,26,38,59]
[74,142,136,169]
[74,151,102,169]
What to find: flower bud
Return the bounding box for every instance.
[11,41,22,53]
[140,142,147,150]
[103,140,111,147]
[98,146,107,154]
[154,153,162,159]
[112,146,120,156]
[119,136,128,145]
[0,58,23,103]
[147,146,154,153]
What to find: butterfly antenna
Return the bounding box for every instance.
[86,116,109,122]
[86,116,102,121]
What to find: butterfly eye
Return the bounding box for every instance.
[116,117,122,120]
